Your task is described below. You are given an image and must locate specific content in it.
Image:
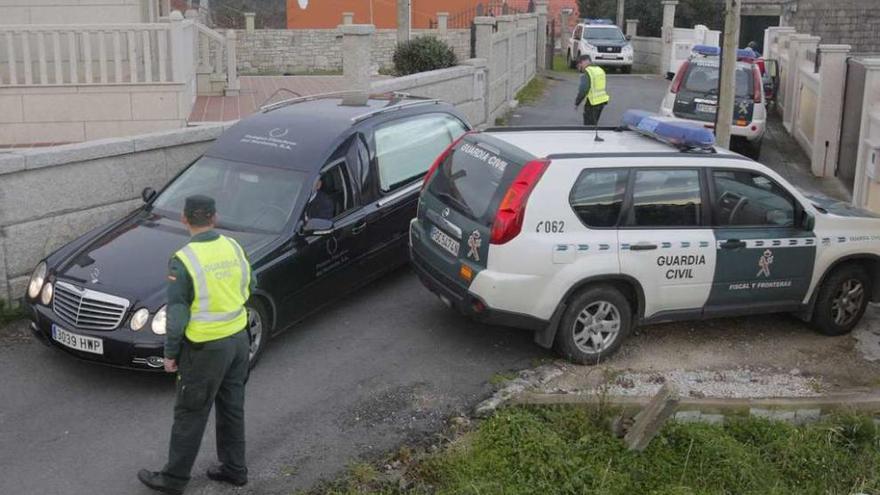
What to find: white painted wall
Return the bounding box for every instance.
[0,0,147,25]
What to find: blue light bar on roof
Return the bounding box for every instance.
[737,48,759,60]
[691,44,720,57]
[583,18,614,25]
[621,110,716,150]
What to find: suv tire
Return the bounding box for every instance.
[811,264,871,336]
[569,50,578,69]
[555,285,632,364]
[621,65,632,74]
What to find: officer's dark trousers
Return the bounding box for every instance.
[161,330,249,490]
[583,103,606,126]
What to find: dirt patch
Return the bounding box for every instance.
[539,305,880,398]
[0,320,31,345]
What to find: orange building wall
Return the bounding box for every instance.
[287,0,479,29]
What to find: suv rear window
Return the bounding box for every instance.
[426,134,532,224]
[684,62,754,98]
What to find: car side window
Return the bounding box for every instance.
[305,160,356,221]
[374,113,467,193]
[712,169,796,227]
[569,169,629,228]
[627,169,703,227]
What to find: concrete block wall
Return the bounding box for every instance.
[0,84,190,146]
[0,0,145,25]
[632,36,663,73]
[0,124,227,302]
[475,13,539,124]
[235,28,472,75]
[371,61,487,127]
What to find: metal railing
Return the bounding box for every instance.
[429,1,534,30]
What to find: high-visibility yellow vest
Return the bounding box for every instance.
[585,65,610,106]
[175,235,251,343]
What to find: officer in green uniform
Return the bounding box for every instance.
[138,195,256,495]
[574,54,611,126]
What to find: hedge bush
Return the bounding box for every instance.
[392,36,458,76]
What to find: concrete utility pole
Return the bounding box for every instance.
[616,0,625,29]
[397,0,411,44]
[715,0,741,149]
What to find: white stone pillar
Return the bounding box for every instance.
[225,29,240,96]
[397,0,411,44]
[244,12,255,32]
[474,17,496,121]
[853,59,880,208]
[660,0,678,77]
[342,12,354,25]
[535,0,548,72]
[560,9,572,54]
[463,58,488,126]
[340,24,375,105]
[810,44,851,177]
[497,16,515,103]
[783,33,819,132]
[437,12,449,32]
[169,10,185,83]
[763,25,795,61]
[626,19,639,37]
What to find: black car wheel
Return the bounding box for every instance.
[732,136,762,160]
[246,300,269,369]
[621,65,632,74]
[812,265,871,336]
[555,285,632,365]
[569,50,578,69]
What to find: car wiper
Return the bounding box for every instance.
[435,191,475,218]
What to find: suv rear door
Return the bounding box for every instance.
[414,133,534,298]
[673,60,756,124]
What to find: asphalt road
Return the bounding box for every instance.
[509,69,670,127]
[0,73,670,495]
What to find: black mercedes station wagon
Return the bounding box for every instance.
[24,93,470,370]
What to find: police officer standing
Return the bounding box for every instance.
[138,195,255,495]
[574,54,611,126]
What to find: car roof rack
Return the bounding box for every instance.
[260,90,364,112]
[350,98,441,123]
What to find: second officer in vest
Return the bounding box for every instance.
[138,195,256,495]
[574,54,610,126]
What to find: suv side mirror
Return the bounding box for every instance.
[142,187,157,203]
[625,34,632,41]
[301,218,334,236]
[801,211,815,231]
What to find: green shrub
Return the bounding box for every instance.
[392,36,457,76]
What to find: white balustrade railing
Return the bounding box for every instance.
[0,14,236,95]
[0,23,174,86]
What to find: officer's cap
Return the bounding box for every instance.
[184,195,216,224]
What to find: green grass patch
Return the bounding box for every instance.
[553,53,578,73]
[317,406,880,495]
[0,299,24,326]
[514,76,548,106]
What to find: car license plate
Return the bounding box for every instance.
[52,325,103,355]
[696,103,717,114]
[430,226,460,256]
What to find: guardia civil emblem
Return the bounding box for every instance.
[467,230,482,262]
[756,249,774,278]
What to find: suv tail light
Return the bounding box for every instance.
[670,61,689,94]
[422,131,472,191]
[752,66,762,103]
[490,159,550,245]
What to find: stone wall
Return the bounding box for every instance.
[235,28,472,75]
[784,0,880,54]
[631,36,663,74]
[0,84,192,146]
[0,124,227,302]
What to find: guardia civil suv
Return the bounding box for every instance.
[410,111,880,364]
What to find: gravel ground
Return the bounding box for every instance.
[536,304,880,399]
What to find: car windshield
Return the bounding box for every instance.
[152,156,307,234]
[585,27,625,42]
[683,62,754,97]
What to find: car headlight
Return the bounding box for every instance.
[40,282,53,306]
[130,308,149,331]
[151,306,167,335]
[582,42,594,52]
[27,262,47,299]
[623,45,633,54]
